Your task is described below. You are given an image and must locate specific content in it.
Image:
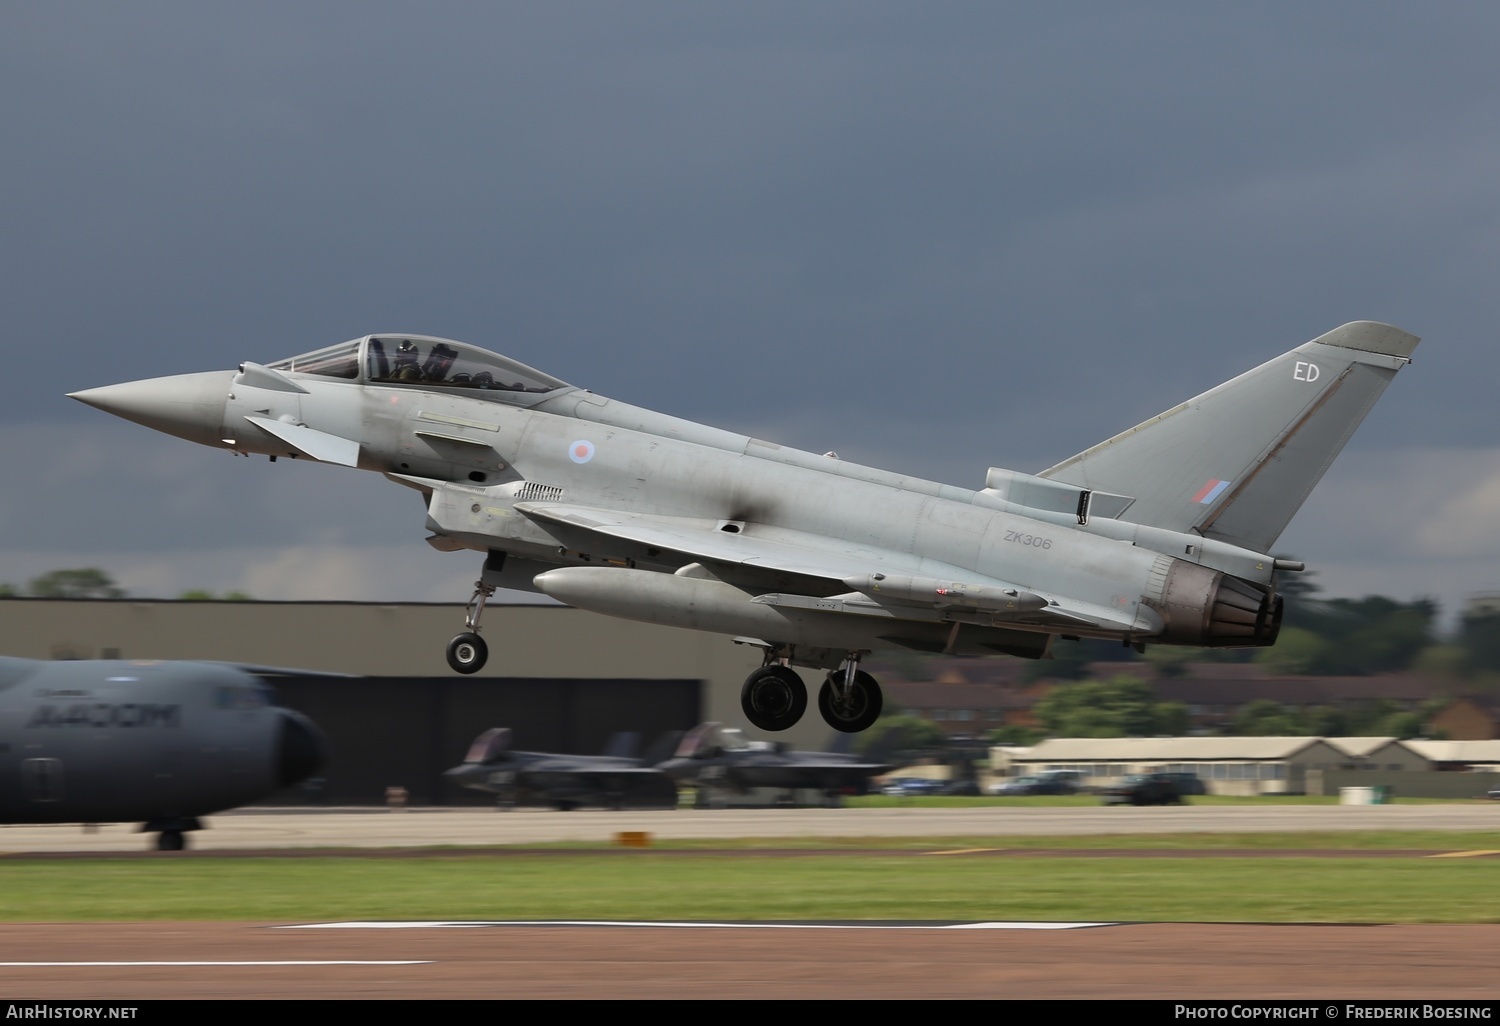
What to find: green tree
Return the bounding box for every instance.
[1231,699,1309,736]
[178,590,252,601]
[1301,705,1348,736]
[27,568,124,599]
[855,714,949,764]
[1275,593,1437,675]
[986,724,1043,747]
[1458,610,1500,674]
[1035,675,1169,738]
[1255,627,1326,675]
[1153,700,1190,736]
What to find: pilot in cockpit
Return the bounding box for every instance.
[391,339,423,382]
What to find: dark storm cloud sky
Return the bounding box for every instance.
[3,3,1499,606]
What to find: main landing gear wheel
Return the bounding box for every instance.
[156,830,186,852]
[446,632,489,674]
[819,670,883,733]
[740,665,807,732]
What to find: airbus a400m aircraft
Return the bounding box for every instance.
[71,321,1419,734]
[0,656,325,850]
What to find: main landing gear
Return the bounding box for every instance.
[818,665,883,734]
[740,664,807,732]
[447,579,495,674]
[142,816,201,852]
[739,653,883,733]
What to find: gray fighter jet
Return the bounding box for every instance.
[70,321,1419,734]
[0,656,326,849]
[444,727,677,810]
[656,722,890,807]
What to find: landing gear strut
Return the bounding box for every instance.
[740,663,807,732]
[447,579,495,674]
[818,656,883,733]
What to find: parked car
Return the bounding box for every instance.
[1100,772,1187,806]
[881,777,947,797]
[941,778,982,797]
[989,775,1080,796]
[1157,772,1207,796]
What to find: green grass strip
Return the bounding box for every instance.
[2,854,1498,923]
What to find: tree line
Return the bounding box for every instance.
[0,568,249,601]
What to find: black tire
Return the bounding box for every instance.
[740,665,808,732]
[817,670,883,733]
[446,632,489,674]
[156,830,185,852]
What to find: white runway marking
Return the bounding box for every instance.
[0,960,431,967]
[284,920,1115,931]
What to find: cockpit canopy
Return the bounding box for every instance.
[267,335,569,398]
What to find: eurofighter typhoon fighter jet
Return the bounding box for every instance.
[70,322,1419,734]
[0,656,326,850]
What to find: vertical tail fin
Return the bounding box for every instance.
[1038,321,1419,552]
[601,731,641,760]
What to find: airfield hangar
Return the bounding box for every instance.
[0,597,771,805]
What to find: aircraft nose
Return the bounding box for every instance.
[444,764,481,783]
[69,370,234,448]
[275,708,327,789]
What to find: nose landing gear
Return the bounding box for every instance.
[447,579,495,674]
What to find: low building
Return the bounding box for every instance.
[1404,739,1500,772]
[1011,736,1384,795]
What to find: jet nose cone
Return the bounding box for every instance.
[69,370,234,448]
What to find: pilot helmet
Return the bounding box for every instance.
[397,339,418,354]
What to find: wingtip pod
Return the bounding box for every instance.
[1312,321,1420,360]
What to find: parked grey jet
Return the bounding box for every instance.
[70,321,1419,734]
[444,727,678,810]
[657,722,890,807]
[0,656,326,849]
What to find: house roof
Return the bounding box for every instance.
[1017,736,1335,761]
[1326,736,1402,758]
[1404,739,1500,764]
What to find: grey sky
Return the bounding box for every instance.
[3,3,1498,617]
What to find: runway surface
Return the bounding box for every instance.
[3,922,1498,999]
[2,802,1498,853]
[4,806,1498,999]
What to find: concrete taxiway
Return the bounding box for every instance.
[1,803,1496,853]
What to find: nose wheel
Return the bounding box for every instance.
[740,664,807,732]
[446,632,489,674]
[447,578,496,674]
